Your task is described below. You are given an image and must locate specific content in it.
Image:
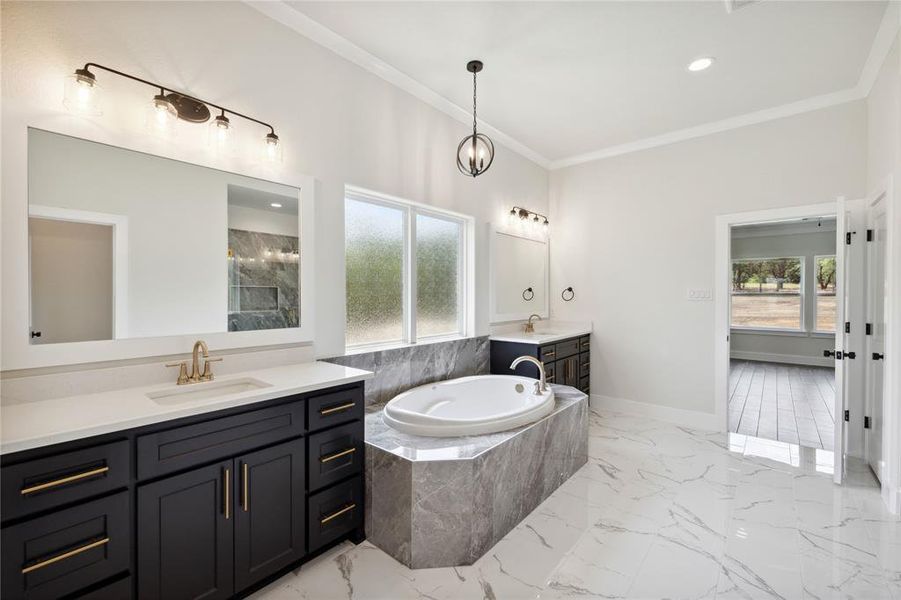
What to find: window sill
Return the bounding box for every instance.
[730,328,836,338]
[343,333,473,356]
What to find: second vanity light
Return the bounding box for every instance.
[63,62,282,162]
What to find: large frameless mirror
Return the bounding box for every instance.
[489,226,549,323]
[27,128,301,345]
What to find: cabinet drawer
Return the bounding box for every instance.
[137,401,304,480]
[579,336,590,352]
[1,492,130,600]
[538,344,557,362]
[579,376,590,394]
[76,575,132,599]
[556,338,581,360]
[544,361,557,384]
[307,386,363,432]
[308,477,363,554]
[308,422,363,492]
[2,441,129,522]
[579,357,590,377]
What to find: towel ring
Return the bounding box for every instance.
[522,287,534,301]
[561,287,575,302]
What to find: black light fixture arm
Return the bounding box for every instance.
[80,62,277,135]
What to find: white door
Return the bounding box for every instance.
[865,193,887,482]
[832,199,847,484]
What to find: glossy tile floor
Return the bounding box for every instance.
[729,360,836,450]
[251,408,901,599]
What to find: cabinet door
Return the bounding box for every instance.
[137,461,234,600]
[234,438,305,593]
[561,356,580,387]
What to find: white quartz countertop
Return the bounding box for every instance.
[488,325,592,345]
[0,361,373,455]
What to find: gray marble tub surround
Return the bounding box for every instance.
[325,336,488,405]
[365,385,589,569]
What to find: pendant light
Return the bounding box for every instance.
[456,60,494,177]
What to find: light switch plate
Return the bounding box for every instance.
[687,288,713,301]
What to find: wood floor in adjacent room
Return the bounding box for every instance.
[729,359,835,450]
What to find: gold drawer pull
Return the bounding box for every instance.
[224,467,230,520]
[320,503,356,525]
[320,402,356,416]
[22,537,110,574]
[21,466,109,495]
[542,352,556,358]
[320,447,356,463]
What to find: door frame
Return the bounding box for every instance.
[714,202,841,455]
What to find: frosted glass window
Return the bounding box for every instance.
[416,214,462,337]
[345,198,405,346]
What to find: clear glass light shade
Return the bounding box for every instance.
[63,72,101,116]
[263,133,283,163]
[456,133,494,177]
[146,94,178,138]
[208,114,232,155]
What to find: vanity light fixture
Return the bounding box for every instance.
[456,60,495,177]
[63,62,282,162]
[510,206,549,228]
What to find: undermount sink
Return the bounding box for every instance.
[146,377,272,405]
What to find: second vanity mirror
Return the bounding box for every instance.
[27,128,302,345]
[489,225,549,323]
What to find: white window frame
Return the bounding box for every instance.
[344,185,474,352]
[730,255,806,333]
[813,253,837,334]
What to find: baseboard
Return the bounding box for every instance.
[730,350,833,368]
[590,394,720,431]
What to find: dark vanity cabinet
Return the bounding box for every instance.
[1,381,366,600]
[490,334,590,395]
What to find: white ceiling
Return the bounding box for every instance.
[278,1,890,167]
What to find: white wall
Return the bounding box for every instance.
[731,228,836,366]
[550,101,867,415]
[0,1,548,368]
[227,205,297,238]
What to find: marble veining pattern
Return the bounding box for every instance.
[250,407,901,599]
[325,336,489,405]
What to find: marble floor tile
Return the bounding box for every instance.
[251,407,900,600]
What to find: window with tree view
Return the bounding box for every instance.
[731,257,803,330]
[815,255,836,332]
[345,190,468,348]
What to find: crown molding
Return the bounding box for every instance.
[857,1,901,97]
[245,1,551,169]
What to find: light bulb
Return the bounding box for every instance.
[208,113,231,154]
[146,93,178,138]
[63,68,101,116]
[263,132,282,163]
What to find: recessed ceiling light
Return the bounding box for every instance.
[688,57,715,72]
[270,202,282,208]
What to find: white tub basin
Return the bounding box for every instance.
[382,375,555,437]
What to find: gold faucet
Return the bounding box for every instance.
[524,314,542,333]
[165,340,222,385]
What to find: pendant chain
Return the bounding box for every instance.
[472,70,477,136]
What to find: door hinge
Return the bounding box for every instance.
[866,229,873,242]
[864,416,871,429]
[845,351,856,360]
[846,232,852,245]
[844,322,851,334]
[843,409,850,422]
[866,323,872,335]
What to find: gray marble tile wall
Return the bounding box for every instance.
[324,336,489,405]
[228,228,299,332]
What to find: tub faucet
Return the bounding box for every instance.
[510,356,548,394]
[525,314,541,333]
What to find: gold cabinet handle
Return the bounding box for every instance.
[21,466,109,495]
[320,402,355,416]
[543,351,556,358]
[320,447,356,463]
[22,537,110,574]
[242,462,249,512]
[320,503,356,525]
[223,467,230,520]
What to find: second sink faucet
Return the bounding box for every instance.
[524,313,542,333]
